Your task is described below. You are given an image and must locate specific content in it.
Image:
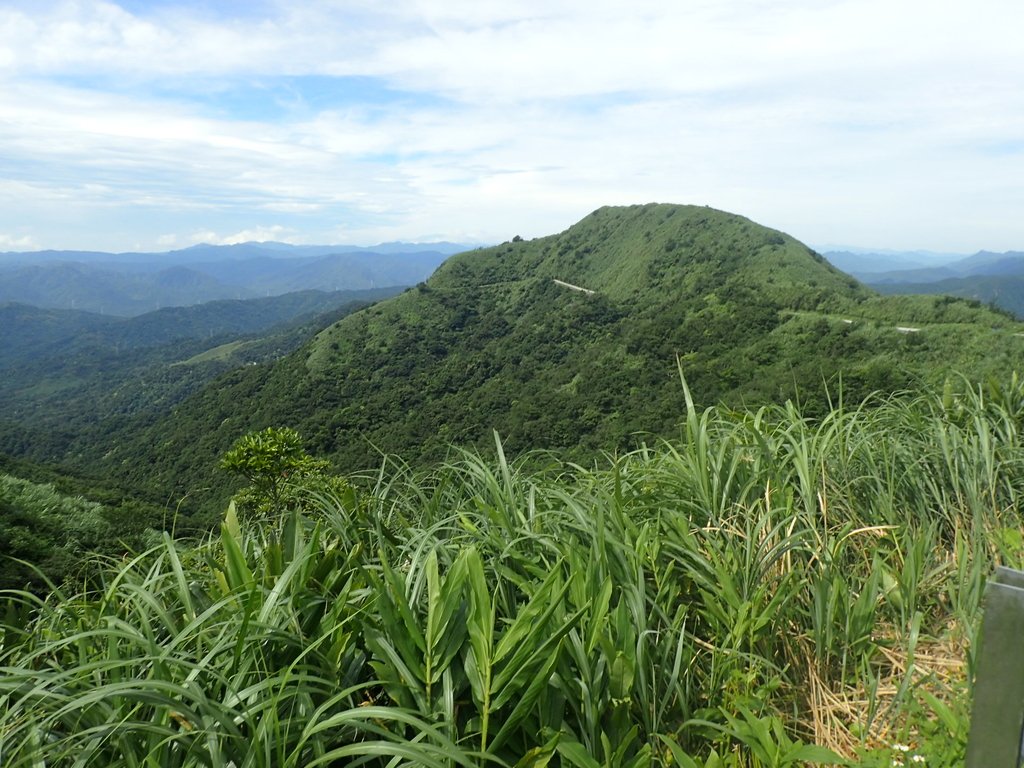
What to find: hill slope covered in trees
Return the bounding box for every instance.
[79,204,1024,518]
[0,288,401,465]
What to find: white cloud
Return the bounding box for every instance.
[0,233,38,249]
[261,202,325,213]
[0,0,1023,251]
[4,0,1019,100]
[188,225,299,245]
[218,225,296,244]
[187,230,220,244]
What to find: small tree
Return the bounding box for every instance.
[220,427,327,517]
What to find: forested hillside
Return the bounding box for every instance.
[0,288,402,465]
[78,204,1024,520]
[0,461,167,592]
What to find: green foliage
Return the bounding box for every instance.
[680,707,845,767]
[2,378,1020,765]
[220,427,330,517]
[0,473,163,593]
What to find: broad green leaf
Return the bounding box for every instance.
[220,515,253,591]
[557,739,602,768]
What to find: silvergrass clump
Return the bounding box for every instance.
[2,377,1022,766]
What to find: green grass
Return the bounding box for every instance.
[173,338,255,366]
[2,374,1022,766]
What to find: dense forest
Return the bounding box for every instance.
[0,288,401,464]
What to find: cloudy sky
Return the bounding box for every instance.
[1,0,1022,253]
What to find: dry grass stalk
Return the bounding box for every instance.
[797,623,968,758]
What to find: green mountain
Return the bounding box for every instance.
[78,204,1023,519]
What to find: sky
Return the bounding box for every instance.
[1,0,1022,254]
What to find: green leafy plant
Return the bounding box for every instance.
[220,426,331,517]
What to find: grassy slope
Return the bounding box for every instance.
[84,205,1024,518]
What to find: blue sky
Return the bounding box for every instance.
[1,0,1022,253]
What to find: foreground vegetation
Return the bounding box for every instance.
[0,468,166,593]
[2,374,1023,766]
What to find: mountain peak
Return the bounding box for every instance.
[430,202,862,306]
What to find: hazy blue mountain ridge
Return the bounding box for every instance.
[824,248,1024,317]
[0,242,469,315]
[821,249,965,276]
[832,250,1024,283]
[870,275,1024,318]
[0,240,471,266]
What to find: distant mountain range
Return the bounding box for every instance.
[823,249,1024,317]
[820,249,965,275]
[0,240,471,266]
[0,241,471,316]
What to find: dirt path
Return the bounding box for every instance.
[552,279,595,295]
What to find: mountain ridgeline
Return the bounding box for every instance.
[88,204,1024,517]
[0,242,465,316]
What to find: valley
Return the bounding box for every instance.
[0,287,403,463]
